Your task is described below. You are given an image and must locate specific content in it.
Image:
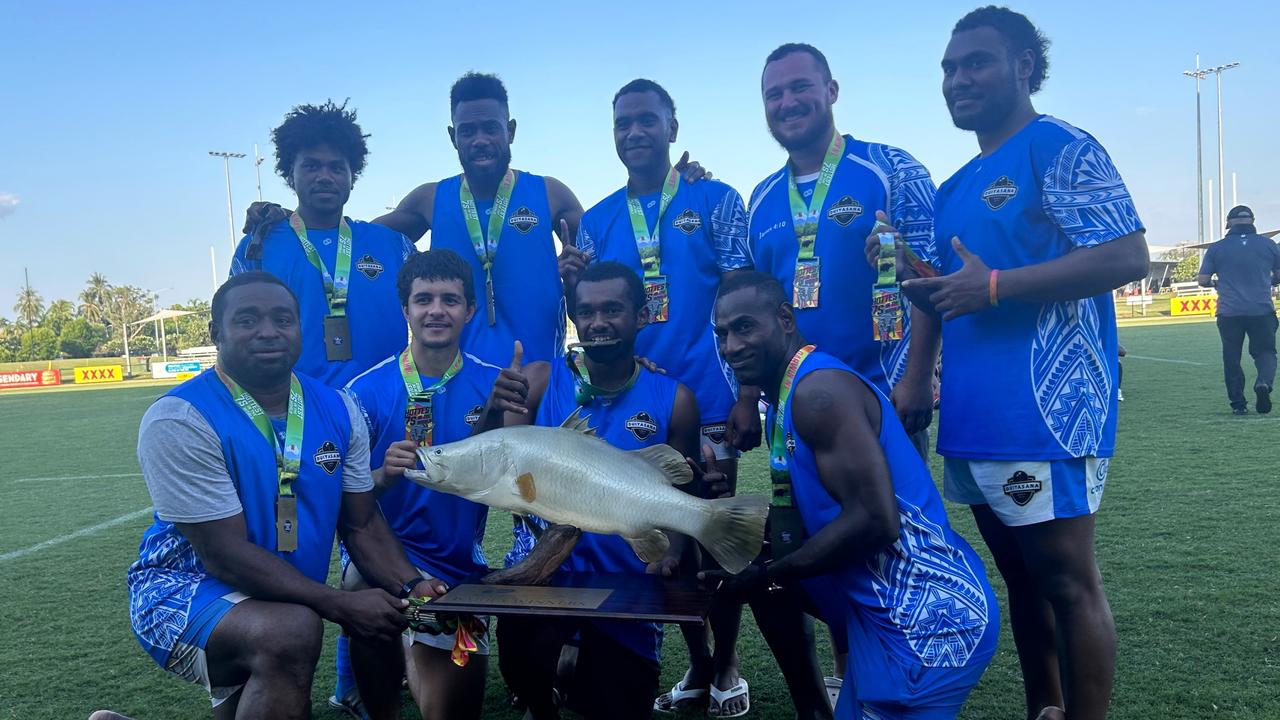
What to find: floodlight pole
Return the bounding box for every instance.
[209,151,246,254]
[1207,62,1239,225]
[1182,57,1207,246]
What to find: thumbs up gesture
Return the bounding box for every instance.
[901,236,994,321]
[482,341,531,426]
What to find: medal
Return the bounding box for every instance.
[288,214,354,358]
[872,232,904,341]
[323,315,352,362]
[644,276,671,323]
[460,170,517,326]
[627,167,680,323]
[275,496,299,552]
[400,348,464,447]
[566,349,640,406]
[217,367,306,553]
[792,258,821,310]
[786,133,845,310]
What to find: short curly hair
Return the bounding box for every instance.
[953,6,1051,94]
[271,99,370,183]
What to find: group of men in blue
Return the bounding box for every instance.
[126,6,1150,720]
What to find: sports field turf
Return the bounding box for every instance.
[1,320,1276,719]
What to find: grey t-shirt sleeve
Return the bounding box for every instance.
[137,397,243,524]
[341,391,374,493]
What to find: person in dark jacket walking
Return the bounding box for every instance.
[1198,205,1280,415]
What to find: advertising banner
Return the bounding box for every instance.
[74,365,124,384]
[0,369,62,390]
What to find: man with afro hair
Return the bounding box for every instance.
[232,100,416,390]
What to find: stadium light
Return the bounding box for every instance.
[208,151,246,254]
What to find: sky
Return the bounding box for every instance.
[2,0,1277,317]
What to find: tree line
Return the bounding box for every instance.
[3,273,210,363]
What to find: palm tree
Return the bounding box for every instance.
[14,285,44,328]
[79,273,111,324]
[43,299,75,334]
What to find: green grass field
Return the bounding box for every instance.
[1,320,1276,720]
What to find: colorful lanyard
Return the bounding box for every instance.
[287,213,352,317]
[460,169,517,325]
[399,348,464,447]
[786,133,845,262]
[768,345,814,508]
[217,366,305,496]
[566,349,640,406]
[626,166,680,280]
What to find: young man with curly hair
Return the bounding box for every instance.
[231,100,417,389]
[890,7,1149,719]
[230,100,418,719]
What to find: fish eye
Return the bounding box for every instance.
[432,448,443,456]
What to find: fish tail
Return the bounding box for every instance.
[700,495,770,574]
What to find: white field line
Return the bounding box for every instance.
[0,507,152,563]
[1125,354,1206,366]
[11,472,142,483]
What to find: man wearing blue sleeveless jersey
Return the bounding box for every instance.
[374,73,709,369]
[746,43,939,448]
[231,101,416,389]
[705,272,998,720]
[495,262,704,720]
[343,249,532,720]
[563,78,755,717]
[127,273,432,719]
[888,9,1149,720]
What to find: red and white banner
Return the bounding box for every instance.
[0,369,63,390]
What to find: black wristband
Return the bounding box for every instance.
[399,576,428,599]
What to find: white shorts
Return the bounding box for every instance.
[163,591,249,707]
[699,423,740,461]
[943,456,1108,527]
[341,563,490,655]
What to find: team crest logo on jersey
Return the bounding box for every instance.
[701,423,727,445]
[313,441,342,474]
[625,411,659,441]
[982,176,1018,210]
[464,405,484,426]
[785,432,796,456]
[355,254,384,280]
[1002,470,1041,506]
[672,209,703,235]
[827,196,863,226]
[508,206,540,234]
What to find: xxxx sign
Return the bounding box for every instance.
[1170,297,1217,317]
[74,365,124,384]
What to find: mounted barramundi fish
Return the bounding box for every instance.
[404,410,769,574]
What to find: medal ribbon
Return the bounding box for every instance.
[566,349,640,406]
[399,348,464,447]
[287,213,352,317]
[768,345,814,508]
[216,366,305,497]
[459,169,517,283]
[625,166,681,280]
[786,133,845,262]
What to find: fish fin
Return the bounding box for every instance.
[560,407,597,437]
[624,529,670,564]
[515,472,537,503]
[699,495,770,574]
[629,444,694,486]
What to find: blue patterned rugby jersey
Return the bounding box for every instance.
[931,116,1144,460]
